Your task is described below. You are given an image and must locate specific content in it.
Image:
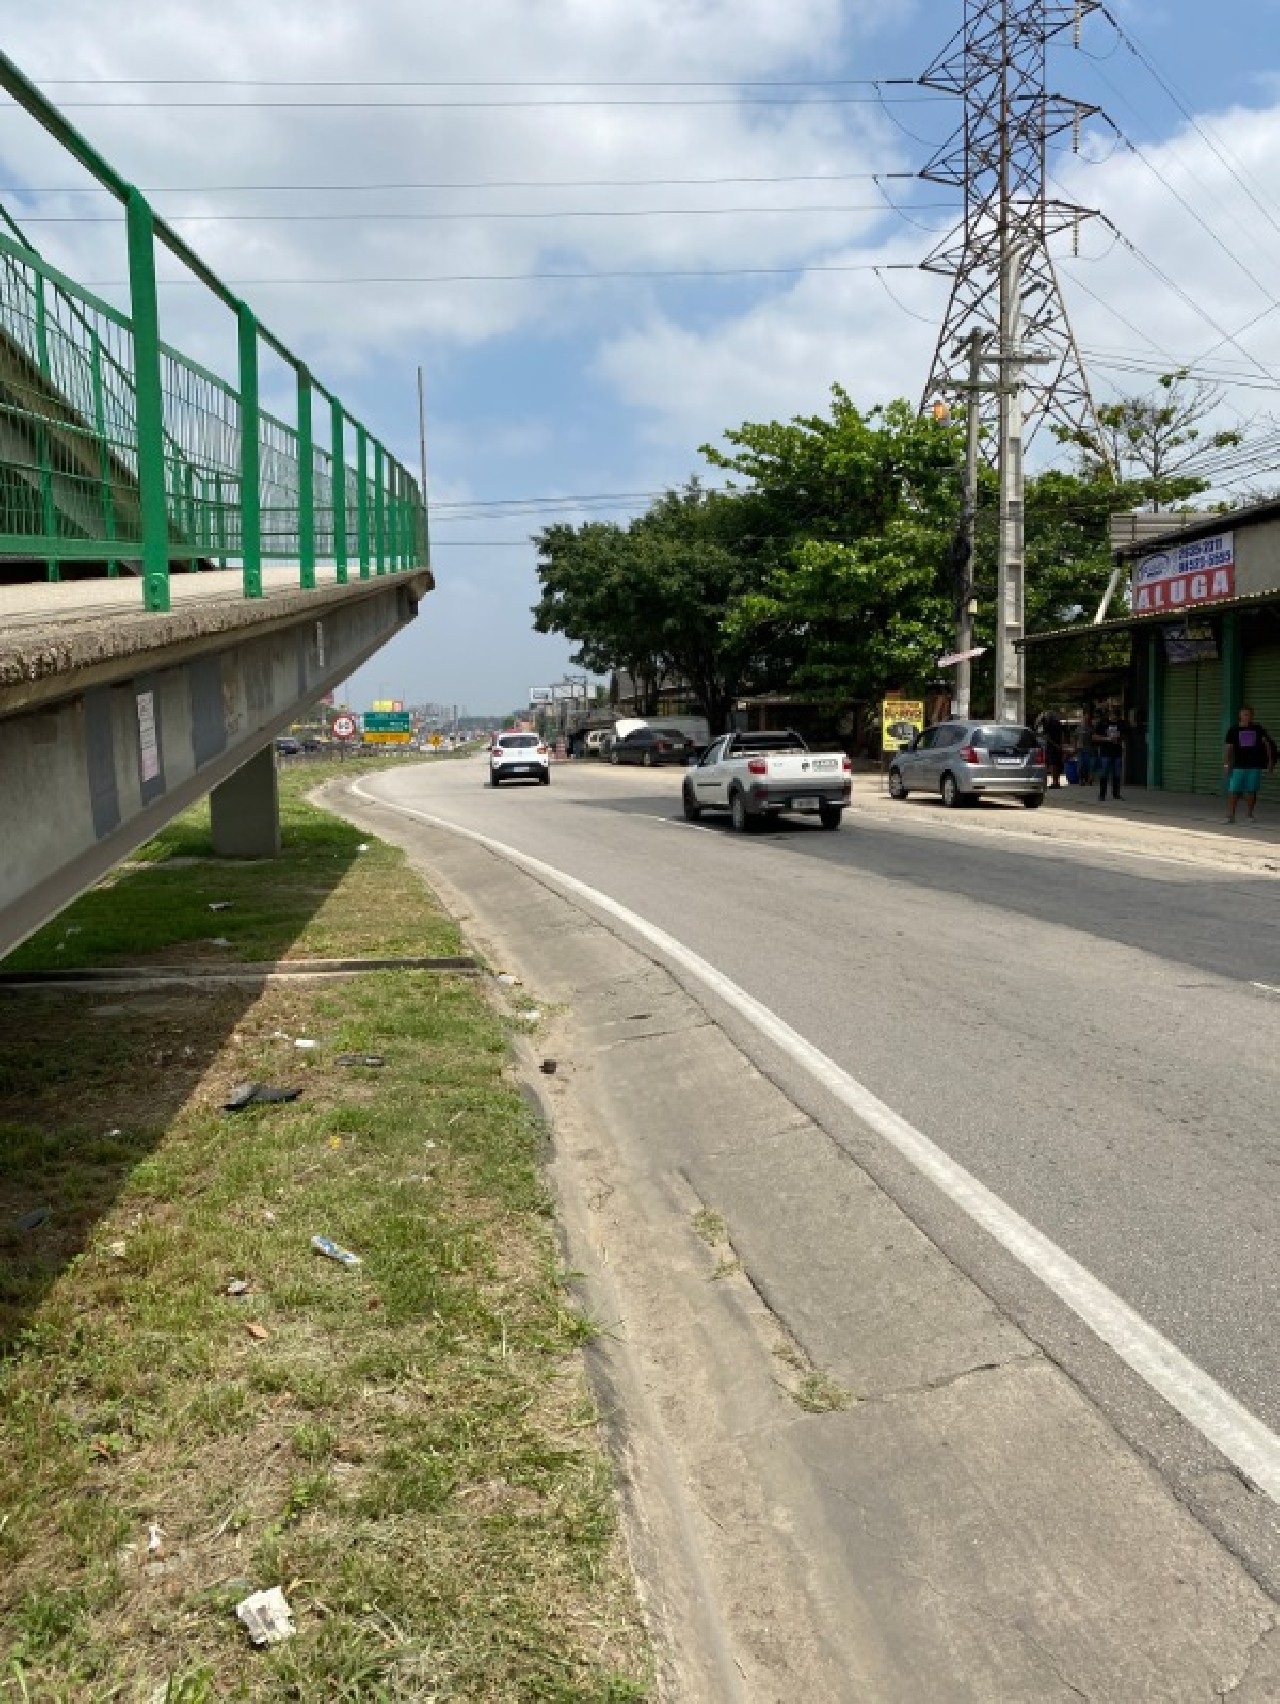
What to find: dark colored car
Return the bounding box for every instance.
[609,726,694,767]
[275,735,301,756]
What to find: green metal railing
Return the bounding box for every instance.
[0,53,429,612]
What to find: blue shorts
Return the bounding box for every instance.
[1228,768,1263,796]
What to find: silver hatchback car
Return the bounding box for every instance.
[888,720,1046,808]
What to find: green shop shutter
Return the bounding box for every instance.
[1162,657,1223,795]
[1242,643,1280,806]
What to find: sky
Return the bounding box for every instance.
[6,1,1280,714]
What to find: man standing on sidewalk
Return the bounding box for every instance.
[1224,706,1277,824]
[1095,710,1125,801]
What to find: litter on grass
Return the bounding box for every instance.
[335,1052,385,1068]
[226,1279,252,1296]
[208,901,232,912]
[207,936,232,948]
[223,1083,302,1111]
[235,1586,296,1646]
[518,1009,541,1024]
[356,843,370,853]
[312,1235,362,1268]
[495,973,520,987]
[107,1240,127,1259]
[15,1207,50,1232]
[294,1038,318,1050]
[244,1321,269,1342]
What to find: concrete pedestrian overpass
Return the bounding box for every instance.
[0,53,434,958]
[0,567,431,959]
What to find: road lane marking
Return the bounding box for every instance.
[353,778,1280,1504]
[1252,982,1280,995]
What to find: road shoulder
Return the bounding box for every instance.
[331,776,1280,1702]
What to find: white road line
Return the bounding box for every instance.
[353,778,1280,1503]
[1252,982,1280,995]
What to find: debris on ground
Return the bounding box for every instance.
[235,1585,296,1646]
[244,1322,269,1342]
[294,1038,318,1050]
[356,843,370,853]
[541,1059,558,1075]
[208,901,232,912]
[495,972,520,987]
[223,1083,302,1112]
[335,1052,385,1068]
[15,1207,51,1232]
[207,937,232,948]
[311,1235,362,1268]
[147,1523,165,1557]
[518,1009,541,1024]
[226,1279,252,1297]
[107,1240,127,1259]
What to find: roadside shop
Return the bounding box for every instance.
[1021,502,1280,801]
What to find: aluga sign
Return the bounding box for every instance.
[1131,532,1235,614]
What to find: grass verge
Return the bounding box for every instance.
[0,759,650,1700]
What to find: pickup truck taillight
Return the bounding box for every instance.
[959,745,980,763]
[842,755,852,773]
[747,758,769,776]
[537,744,548,755]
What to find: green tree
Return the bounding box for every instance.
[704,390,965,703]
[531,520,671,714]
[1056,372,1238,510]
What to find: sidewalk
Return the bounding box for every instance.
[855,769,1280,874]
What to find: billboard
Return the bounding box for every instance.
[529,687,554,704]
[1132,532,1235,614]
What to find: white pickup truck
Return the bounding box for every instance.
[681,730,852,832]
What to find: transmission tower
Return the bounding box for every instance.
[920,0,1106,454]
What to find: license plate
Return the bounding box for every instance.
[515,765,532,774]
[811,759,838,771]
[994,757,1021,766]
[792,799,820,812]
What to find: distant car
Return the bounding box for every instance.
[609,726,694,767]
[275,735,301,756]
[583,729,611,759]
[888,720,1046,808]
[489,731,551,786]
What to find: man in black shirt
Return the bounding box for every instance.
[1095,712,1125,802]
[1224,706,1277,824]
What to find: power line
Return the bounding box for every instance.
[16,201,958,225]
[1,92,949,110]
[0,170,919,195]
[85,261,916,286]
[30,75,920,89]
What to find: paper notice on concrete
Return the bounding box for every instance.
[136,692,160,783]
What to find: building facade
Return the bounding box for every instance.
[1022,502,1280,801]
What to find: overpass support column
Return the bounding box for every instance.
[210,744,281,859]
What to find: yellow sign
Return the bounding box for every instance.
[372,699,396,712]
[363,731,413,745]
[882,698,924,752]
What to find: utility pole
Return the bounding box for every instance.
[994,246,1026,724]
[954,329,987,719]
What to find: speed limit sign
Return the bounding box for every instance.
[332,714,357,742]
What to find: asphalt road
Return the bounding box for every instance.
[358,754,1280,1567]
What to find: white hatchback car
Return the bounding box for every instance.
[489,731,551,787]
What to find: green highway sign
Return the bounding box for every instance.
[363,711,412,733]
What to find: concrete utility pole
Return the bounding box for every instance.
[954,329,988,720]
[994,245,1026,725]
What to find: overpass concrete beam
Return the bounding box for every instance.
[0,573,430,959]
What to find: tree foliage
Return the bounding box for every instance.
[1056,372,1239,510]
[705,390,965,702]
